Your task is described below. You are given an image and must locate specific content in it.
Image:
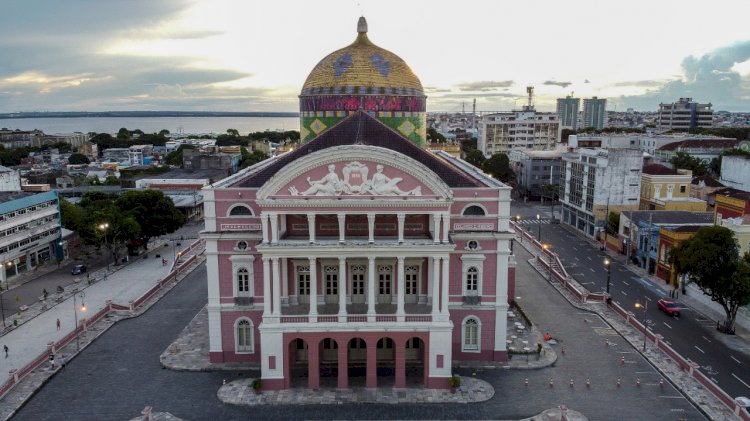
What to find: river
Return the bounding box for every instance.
[0,116,301,135]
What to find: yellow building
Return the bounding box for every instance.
[640,164,706,211]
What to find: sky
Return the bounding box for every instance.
[1,0,749,113]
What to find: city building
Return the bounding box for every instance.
[128,145,154,166]
[719,215,750,256]
[653,138,739,164]
[714,188,750,223]
[656,225,705,283]
[639,164,706,211]
[657,98,713,131]
[556,96,580,130]
[202,18,515,391]
[298,18,426,145]
[581,97,607,129]
[508,147,564,200]
[0,166,22,192]
[0,190,64,285]
[559,148,642,238]
[719,154,750,192]
[690,175,725,207]
[182,148,241,173]
[478,110,560,156]
[618,211,714,274]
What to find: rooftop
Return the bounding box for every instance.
[626,210,714,226]
[642,164,680,176]
[714,187,750,201]
[692,175,725,188]
[658,138,738,151]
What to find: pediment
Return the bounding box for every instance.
[256,145,452,201]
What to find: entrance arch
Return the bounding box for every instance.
[405,337,427,387]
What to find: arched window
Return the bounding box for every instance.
[236,319,253,353]
[463,205,485,216]
[466,267,478,293]
[463,318,480,351]
[229,205,252,216]
[237,268,250,295]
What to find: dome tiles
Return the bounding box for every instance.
[299,17,427,146]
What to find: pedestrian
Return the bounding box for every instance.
[3,345,7,358]
[49,354,56,370]
[43,288,48,300]
[60,355,66,369]
[104,272,108,281]
[56,318,61,331]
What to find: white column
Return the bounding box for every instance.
[261,213,270,244]
[338,256,347,319]
[396,256,405,320]
[442,212,451,244]
[272,257,281,317]
[432,213,441,243]
[308,257,318,320]
[307,213,316,244]
[338,213,346,244]
[206,239,223,354]
[367,256,376,319]
[426,256,433,305]
[431,256,440,317]
[367,213,376,243]
[441,255,450,315]
[281,257,289,304]
[397,213,406,244]
[262,256,271,317]
[270,213,279,244]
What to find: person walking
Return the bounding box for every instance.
[56,318,61,331]
[49,354,56,370]
[3,345,8,358]
[60,355,66,369]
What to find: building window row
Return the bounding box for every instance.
[0,200,56,222]
[0,227,59,254]
[0,214,57,238]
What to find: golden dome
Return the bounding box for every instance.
[300,17,424,96]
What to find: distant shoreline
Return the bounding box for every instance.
[0,111,299,119]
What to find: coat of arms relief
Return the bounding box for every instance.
[288,161,422,196]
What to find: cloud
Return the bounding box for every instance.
[424,86,451,93]
[610,80,666,88]
[455,80,514,91]
[543,80,572,88]
[440,92,517,98]
[619,41,750,111]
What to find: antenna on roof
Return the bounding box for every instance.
[526,86,534,110]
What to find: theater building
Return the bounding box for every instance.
[202,18,514,390]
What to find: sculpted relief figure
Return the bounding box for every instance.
[289,162,421,196]
[289,164,343,196]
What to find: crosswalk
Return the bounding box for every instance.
[515,219,551,225]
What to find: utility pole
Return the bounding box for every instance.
[627,210,634,265]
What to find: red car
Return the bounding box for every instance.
[657,299,681,317]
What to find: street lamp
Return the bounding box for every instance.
[635,300,648,351]
[542,244,552,281]
[536,214,541,242]
[97,223,110,271]
[604,258,612,294]
[73,291,86,351]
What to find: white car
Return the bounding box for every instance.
[736,396,750,408]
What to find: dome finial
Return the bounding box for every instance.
[357,16,368,34]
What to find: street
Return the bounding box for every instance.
[513,201,750,400]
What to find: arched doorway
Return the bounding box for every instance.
[347,337,368,387]
[405,337,427,387]
[376,337,396,387]
[319,337,339,388]
[287,338,309,388]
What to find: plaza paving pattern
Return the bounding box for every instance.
[12,245,709,420]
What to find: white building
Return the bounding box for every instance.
[720,155,750,192]
[559,148,643,237]
[479,110,560,156]
[0,166,22,192]
[657,98,713,131]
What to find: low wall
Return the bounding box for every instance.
[0,239,204,401]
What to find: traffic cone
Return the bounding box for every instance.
[636,378,641,388]
[586,378,591,388]
[569,378,574,388]
[524,378,529,387]
[616,378,621,387]
[549,378,554,388]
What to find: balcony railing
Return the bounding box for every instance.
[277,314,432,324]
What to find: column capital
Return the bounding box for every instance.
[262,256,271,262]
[338,256,347,264]
[368,255,376,263]
[337,212,346,218]
[268,211,278,217]
[396,212,406,220]
[271,256,280,262]
[261,212,270,220]
[367,213,376,219]
[397,255,405,262]
[308,256,317,264]
[307,213,316,219]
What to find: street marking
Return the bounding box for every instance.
[659,396,684,399]
[593,327,618,336]
[694,346,705,354]
[622,281,629,286]
[702,336,712,343]
[587,256,592,261]
[589,268,595,273]
[575,257,580,261]
[732,356,742,364]
[645,296,652,302]
[620,291,627,296]
[733,373,750,390]
[573,247,577,251]
[663,322,672,329]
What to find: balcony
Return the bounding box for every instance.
[276,302,434,324]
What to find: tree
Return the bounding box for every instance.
[115,190,186,249]
[671,226,750,333]
[240,147,269,168]
[117,127,130,140]
[464,149,486,168]
[606,211,620,235]
[670,152,708,176]
[68,153,90,165]
[226,128,240,137]
[164,144,195,166]
[481,153,514,182]
[427,127,446,143]
[541,184,560,219]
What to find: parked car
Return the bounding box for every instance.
[735,396,750,408]
[657,298,680,317]
[71,264,87,275]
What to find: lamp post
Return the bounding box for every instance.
[536,214,541,242]
[97,223,110,271]
[635,300,648,351]
[73,291,86,351]
[604,258,611,294]
[0,288,5,328]
[542,244,552,281]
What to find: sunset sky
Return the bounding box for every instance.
[1,0,749,113]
